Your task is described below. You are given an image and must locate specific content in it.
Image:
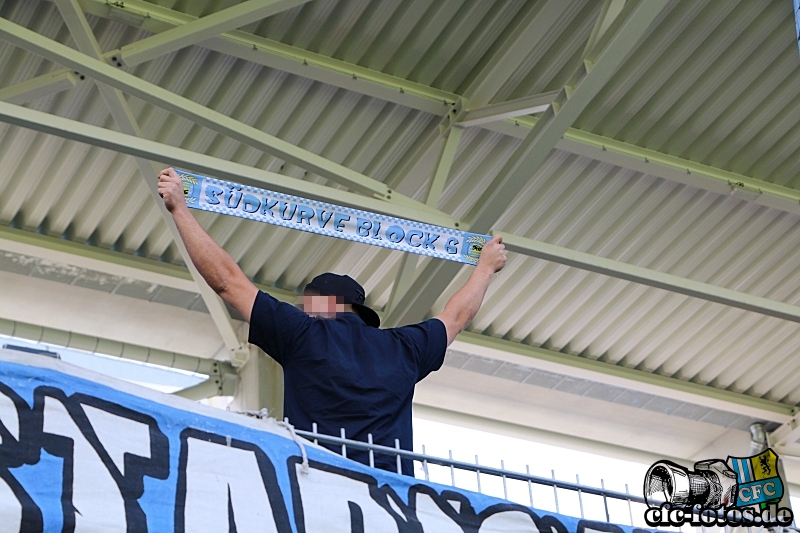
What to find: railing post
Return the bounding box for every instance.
[394,438,401,474]
[422,444,429,481]
[625,483,633,525]
[552,470,559,513]
[501,460,508,500]
[475,455,482,493]
[367,433,374,468]
[526,465,534,507]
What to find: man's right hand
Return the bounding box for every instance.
[157,167,186,214]
[477,234,507,273]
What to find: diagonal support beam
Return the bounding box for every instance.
[463,0,574,107]
[385,0,670,327]
[458,91,558,128]
[120,0,311,67]
[499,231,800,324]
[80,0,456,115]
[582,0,627,58]
[0,69,79,104]
[54,0,242,353]
[386,125,463,315]
[425,126,464,209]
[0,100,455,227]
[0,17,445,220]
[771,416,800,448]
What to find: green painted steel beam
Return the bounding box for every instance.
[0,69,79,104]
[119,0,312,67]
[557,130,800,217]
[79,0,456,115]
[0,101,457,228]
[0,16,444,219]
[498,231,800,324]
[458,91,558,128]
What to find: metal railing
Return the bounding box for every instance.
[293,424,645,525]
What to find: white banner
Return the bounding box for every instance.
[0,351,658,533]
[177,169,489,265]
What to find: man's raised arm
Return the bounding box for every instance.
[434,235,507,345]
[157,167,258,322]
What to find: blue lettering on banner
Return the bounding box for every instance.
[405,229,423,247]
[178,169,491,265]
[225,186,243,209]
[0,354,660,533]
[371,221,382,240]
[356,218,372,237]
[445,237,459,254]
[296,206,315,225]
[316,210,333,229]
[422,232,439,250]
[333,213,350,232]
[205,186,223,205]
[279,202,297,221]
[261,199,279,217]
[242,194,260,213]
[386,226,404,243]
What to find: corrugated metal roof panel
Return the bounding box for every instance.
[0,0,798,416]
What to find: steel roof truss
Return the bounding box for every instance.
[0,17,447,221]
[71,0,800,223]
[53,0,243,353]
[119,0,313,68]
[0,69,79,105]
[458,91,558,128]
[79,0,456,115]
[0,101,456,227]
[385,124,463,315]
[385,0,670,327]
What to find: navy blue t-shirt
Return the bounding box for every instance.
[248,291,447,475]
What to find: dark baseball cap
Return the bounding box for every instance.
[304,273,380,328]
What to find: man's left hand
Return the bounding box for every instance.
[478,235,506,273]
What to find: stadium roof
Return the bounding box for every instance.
[1,0,800,473]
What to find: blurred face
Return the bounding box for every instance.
[297,292,350,319]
